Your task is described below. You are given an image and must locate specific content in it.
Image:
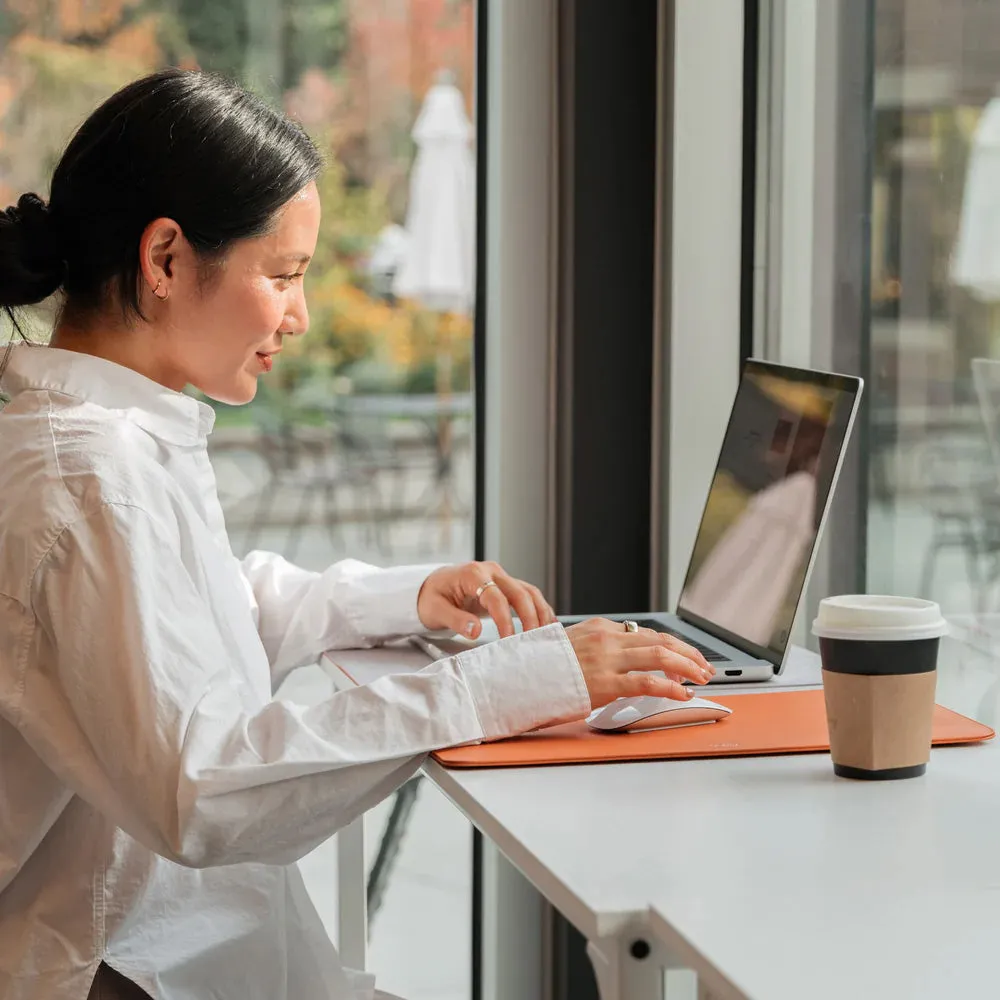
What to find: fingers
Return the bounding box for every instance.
[420,561,560,640]
[567,617,717,709]
[417,570,483,636]
[429,597,483,640]
[523,581,557,626]
[473,563,557,635]
[477,579,516,638]
[618,645,712,686]
[620,627,714,676]
[493,570,541,632]
[613,670,695,701]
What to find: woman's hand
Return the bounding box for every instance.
[565,618,715,707]
[417,561,557,639]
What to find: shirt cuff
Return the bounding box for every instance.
[457,623,591,740]
[337,563,445,641]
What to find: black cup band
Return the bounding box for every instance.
[819,637,939,676]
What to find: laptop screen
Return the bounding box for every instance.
[677,361,862,664]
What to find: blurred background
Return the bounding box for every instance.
[857,1,1000,723]
[867,0,1000,614]
[0,0,477,573]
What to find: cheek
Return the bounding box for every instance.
[206,280,285,349]
[243,280,285,326]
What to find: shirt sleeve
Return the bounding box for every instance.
[238,550,444,691]
[23,502,590,870]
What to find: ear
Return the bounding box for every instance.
[138,217,183,299]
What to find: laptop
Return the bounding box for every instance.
[561,360,864,683]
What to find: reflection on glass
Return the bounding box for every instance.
[0,2,476,998]
[680,371,856,655]
[868,2,1000,624]
[863,2,1000,724]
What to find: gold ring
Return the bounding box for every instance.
[475,580,498,601]
[622,619,639,633]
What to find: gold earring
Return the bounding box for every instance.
[153,278,168,301]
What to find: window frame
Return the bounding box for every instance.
[743,0,873,644]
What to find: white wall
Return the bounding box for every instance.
[776,0,819,370]
[483,0,557,593]
[663,0,745,604]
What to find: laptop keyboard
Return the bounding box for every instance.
[632,619,732,663]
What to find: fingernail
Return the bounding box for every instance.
[465,621,478,637]
[701,668,713,682]
[684,686,695,698]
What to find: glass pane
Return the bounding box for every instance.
[870,1,1000,724]
[0,2,477,997]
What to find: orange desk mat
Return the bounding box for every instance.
[432,689,995,769]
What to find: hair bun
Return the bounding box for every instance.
[0,191,66,308]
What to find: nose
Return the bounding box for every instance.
[283,283,310,337]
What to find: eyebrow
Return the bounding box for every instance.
[282,254,312,266]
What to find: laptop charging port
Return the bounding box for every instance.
[724,670,742,677]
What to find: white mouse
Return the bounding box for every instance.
[585,695,733,733]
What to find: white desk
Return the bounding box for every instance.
[320,642,829,998]
[640,740,1000,1000]
[423,737,1000,999]
[320,639,1000,997]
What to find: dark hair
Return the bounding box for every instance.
[0,68,323,333]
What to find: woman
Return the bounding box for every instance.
[0,70,712,1000]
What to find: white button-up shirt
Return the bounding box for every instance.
[0,346,589,1000]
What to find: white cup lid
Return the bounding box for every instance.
[812,595,949,642]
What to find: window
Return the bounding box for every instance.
[866,1,1000,724]
[0,2,478,996]
[760,0,1000,724]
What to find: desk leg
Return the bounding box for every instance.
[586,934,714,1000]
[480,842,546,1000]
[337,816,368,971]
[586,933,665,1000]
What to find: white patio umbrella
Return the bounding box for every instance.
[952,96,1000,301]
[392,70,475,544]
[393,70,475,313]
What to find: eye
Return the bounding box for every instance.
[274,271,305,286]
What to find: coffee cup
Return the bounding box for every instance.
[812,595,948,780]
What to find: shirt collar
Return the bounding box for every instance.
[1,344,216,445]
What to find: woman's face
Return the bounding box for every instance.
[147,182,321,404]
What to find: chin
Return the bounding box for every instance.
[200,376,259,407]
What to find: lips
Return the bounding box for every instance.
[256,352,274,373]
